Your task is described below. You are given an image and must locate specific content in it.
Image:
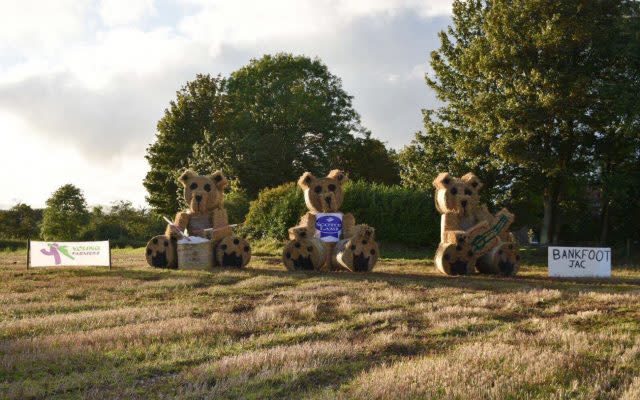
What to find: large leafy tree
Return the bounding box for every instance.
[400,0,640,243]
[41,184,90,240]
[147,54,392,212]
[220,53,367,196]
[332,133,400,185]
[144,74,226,215]
[0,203,42,239]
[589,2,640,243]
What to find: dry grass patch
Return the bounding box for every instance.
[1,248,640,399]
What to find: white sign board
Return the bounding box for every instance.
[314,213,343,243]
[548,246,611,278]
[29,241,111,268]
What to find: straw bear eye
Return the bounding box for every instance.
[450,187,458,195]
[204,183,211,192]
[328,184,336,192]
[314,186,322,193]
[190,182,198,190]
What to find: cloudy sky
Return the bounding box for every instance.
[0,0,452,209]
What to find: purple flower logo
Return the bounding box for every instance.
[40,243,74,265]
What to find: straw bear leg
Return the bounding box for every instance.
[332,237,379,272]
[434,242,475,275]
[283,238,325,271]
[215,235,251,268]
[476,241,520,276]
[145,235,177,269]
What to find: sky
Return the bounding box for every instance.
[0,0,452,209]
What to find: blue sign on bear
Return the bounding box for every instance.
[315,213,343,243]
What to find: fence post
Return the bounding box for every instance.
[26,240,30,270]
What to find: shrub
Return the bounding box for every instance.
[225,190,251,224]
[242,183,306,241]
[242,181,439,247]
[342,181,438,247]
[0,239,28,251]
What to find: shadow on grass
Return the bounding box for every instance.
[11,248,640,295]
[239,258,640,294]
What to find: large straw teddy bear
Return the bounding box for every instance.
[282,169,379,272]
[145,170,251,269]
[432,172,519,276]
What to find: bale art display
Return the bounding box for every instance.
[433,172,520,276]
[145,170,251,269]
[283,169,379,272]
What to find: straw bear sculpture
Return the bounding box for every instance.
[283,169,379,272]
[433,172,520,276]
[145,170,250,269]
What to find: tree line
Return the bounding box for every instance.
[0,185,165,247]
[144,53,400,216]
[399,0,640,245]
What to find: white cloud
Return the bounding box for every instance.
[335,0,453,18]
[99,0,155,27]
[0,0,452,207]
[0,0,89,54]
[0,110,148,209]
[177,0,452,52]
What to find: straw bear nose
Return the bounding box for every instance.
[195,195,202,202]
[325,196,332,205]
[461,200,467,208]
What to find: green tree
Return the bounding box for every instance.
[146,54,388,211]
[333,133,401,185]
[82,201,165,247]
[41,184,90,240]
[401,0,640,243]
[590,2,640,243]
[144,74,226,215]
[220,53,367,196]
[0,203,42,239]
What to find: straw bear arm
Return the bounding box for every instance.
[475,205,495,225]
[207,208,232,240]
[342,213,355,238]
[442,212,465,243]
[211,208,229,229]
[298,212,316,229]
[165,212,190,237]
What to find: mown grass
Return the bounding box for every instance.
[1,244,640,399]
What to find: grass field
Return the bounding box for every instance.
[1,243,640,399]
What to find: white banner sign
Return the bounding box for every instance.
[314,213,343,243]
[29,241,111,268]
[548,246,611,278]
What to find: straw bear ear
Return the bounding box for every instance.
[208,170,228,190]
[433,172,453,189]
[178,170,198,187]
[461,172,482,190]
[298,172,317,189]
[327,169,348,185]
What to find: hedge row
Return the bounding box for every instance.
[242,181,439,247]
[0,239,28,251]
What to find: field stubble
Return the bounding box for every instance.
[1,245,640,399]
